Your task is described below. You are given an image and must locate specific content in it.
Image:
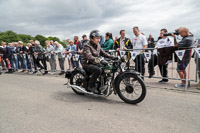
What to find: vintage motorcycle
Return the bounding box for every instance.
[65,56,146,104]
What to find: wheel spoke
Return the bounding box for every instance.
[119,76,143,101]
[72,73,84,86]
[120,89,126,92]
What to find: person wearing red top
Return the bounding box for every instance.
[74,36,81,68]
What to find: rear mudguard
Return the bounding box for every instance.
[113,70,140,90]
[65,70,73,79]
[72,67,87,76]
[65,67,87,79]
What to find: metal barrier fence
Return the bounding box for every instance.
[107,47,200,90]
[1,47,200,90]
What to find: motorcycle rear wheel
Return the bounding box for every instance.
[70,71,86,95]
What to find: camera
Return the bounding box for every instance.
[164,29,179,36]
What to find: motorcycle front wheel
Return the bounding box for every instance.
[115,73,146,104]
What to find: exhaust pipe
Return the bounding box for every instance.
[68,83,107,96]
[68,83,93,94]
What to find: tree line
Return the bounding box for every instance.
[0,30,65,47]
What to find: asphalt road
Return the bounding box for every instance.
[0,74,200,133]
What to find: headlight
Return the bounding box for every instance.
[120,63,126,72]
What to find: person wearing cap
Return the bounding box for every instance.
[54,41,65,75]
[33,40,48,75]
[18,41,28,73]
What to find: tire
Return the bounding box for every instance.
[70,71,85,95]
[115,73,146,104]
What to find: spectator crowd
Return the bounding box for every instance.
[0,27,200,89]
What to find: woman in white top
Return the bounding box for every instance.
[148,29,174,83]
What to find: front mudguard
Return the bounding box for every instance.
[113,70,140,90]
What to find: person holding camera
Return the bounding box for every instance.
[171,27,194,88]
[148,29,174,83]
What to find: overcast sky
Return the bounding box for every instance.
[0,0,200,41]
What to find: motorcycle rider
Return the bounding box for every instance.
[81,30,118,94]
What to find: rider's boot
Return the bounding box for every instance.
[88,86,99,94]
[98,86,106,93]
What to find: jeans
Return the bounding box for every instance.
[71,58,79,68]
[27,55,33,71]
[34,57,43,71]
[17,55,22,69]
[41,57,48,72]
[58,58,65,72]
[49,55,55,72]
[10,57,14,70]
[195,56,200,78]
[22,55,28,70]
[134,54,145,76]
[11,54,19,71]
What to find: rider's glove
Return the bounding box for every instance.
[95,57,100,63]
[95,57,108,65]
[100,60,108,66]
[95,57,104,63]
